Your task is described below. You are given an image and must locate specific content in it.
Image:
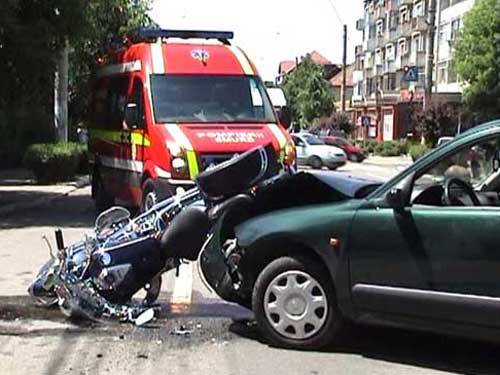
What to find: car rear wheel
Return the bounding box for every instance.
[309,156,323,169]
[252,256,343,350]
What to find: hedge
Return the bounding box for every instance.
[23,142,88,184]
[408,143,430,161]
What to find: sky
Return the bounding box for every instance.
[149,0,364,81]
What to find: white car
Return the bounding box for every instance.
[292,133,347,170]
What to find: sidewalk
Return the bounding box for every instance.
[0,169,90,217]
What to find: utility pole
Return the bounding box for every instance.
[424,0,437,111]
[54,38,69,142]
[341,24,348,113]
[434,0,442,93]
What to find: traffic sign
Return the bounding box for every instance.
[403,66,419,82]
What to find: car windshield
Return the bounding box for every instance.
[150,74,276,123]
[303,134,325,145]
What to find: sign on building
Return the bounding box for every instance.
[403,66,419,82]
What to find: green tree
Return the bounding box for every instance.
[0,0,153,166]
[453,0,500,122]
[281,55,335,127]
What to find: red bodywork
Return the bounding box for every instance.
[88,38,293,207]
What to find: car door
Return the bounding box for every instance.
[349,136,500,328]
[292,135,307,164]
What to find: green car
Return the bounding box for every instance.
[200,120,500,350]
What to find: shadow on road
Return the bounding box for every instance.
[230,321,500,374]
[0,192,97,229]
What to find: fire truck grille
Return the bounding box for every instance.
[199,154,238,171]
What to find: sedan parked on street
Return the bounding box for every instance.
[201,119,500,349]
[322,136,365,162]
[292,133,346,170]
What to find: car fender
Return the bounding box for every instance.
[233,202,360,314]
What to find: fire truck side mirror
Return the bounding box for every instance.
[125,103,139,129]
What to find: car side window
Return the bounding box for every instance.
[411,138,500,206]
[293,136,304,146]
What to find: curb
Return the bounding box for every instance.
[0,175,90,217]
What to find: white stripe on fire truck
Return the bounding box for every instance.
[96,60,142,78]
[150,41,165,74]
[268,123,287,148]
[227,45,254,75]
[100,156,143,172]
[166,124,194,151]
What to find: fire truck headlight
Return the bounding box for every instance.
[172,157,187,172]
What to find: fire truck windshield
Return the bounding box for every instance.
[150,74,277,124]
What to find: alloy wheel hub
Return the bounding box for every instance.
[264,270,328,340]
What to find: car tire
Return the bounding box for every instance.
[252,256,343,350]
[309,156,323,169]
[327,165,338,171]
[92,168,114,212]
[348,154,358,163]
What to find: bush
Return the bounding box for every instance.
[409,143,430,161]
[23,142,87,184]
[363,140,407,156]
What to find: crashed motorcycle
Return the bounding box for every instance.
[29,144,280,325]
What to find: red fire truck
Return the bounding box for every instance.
[88,29,295,211]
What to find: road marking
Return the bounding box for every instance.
[171,261,193,306]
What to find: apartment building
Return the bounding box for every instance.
[352,0,475,141]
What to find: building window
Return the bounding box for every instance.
[375,49,384,65]
[438,62,447,84]
[450,18,461,41]
[386,44,395,61]
[413,0,424,17]
[398,38,408,56]
[412,33,424,52]
[376,19,385,36]
[400,6,410,24]
[385,73,397,91]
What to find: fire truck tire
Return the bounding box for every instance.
[92,169,115,213]
[141,178,170,212]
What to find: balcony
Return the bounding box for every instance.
[400,21,413,37]
[412,16,428,32]
[400,0,413,5]
[383,60,397,74]
[375,34,386,48]
[355,45,364,56]
[356,18,365,31]
[409,51,426,66]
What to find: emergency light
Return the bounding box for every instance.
[134,28,234,45]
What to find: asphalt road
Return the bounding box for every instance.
[2,160,500,375]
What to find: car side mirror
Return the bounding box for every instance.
[385,171,415,211]
[124,103,139,128]
[387,188,405,211]
[277,106,291,128]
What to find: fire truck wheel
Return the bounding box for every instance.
[92,169,115,213]
[141,178,163,212]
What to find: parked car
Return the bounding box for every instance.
[437,136,454,147]
[291,133,346,170]
[201,119,500,349]
[322,136,365,162]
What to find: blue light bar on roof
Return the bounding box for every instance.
[136,28,234,44]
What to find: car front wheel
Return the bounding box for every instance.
[252,256,343,350]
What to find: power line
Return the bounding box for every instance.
[325,0,353,43]
[326,0,344,24]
